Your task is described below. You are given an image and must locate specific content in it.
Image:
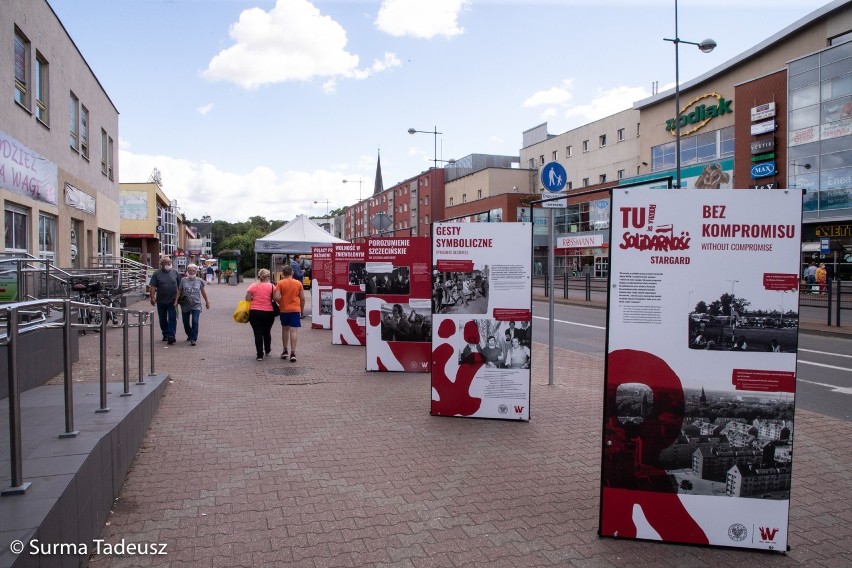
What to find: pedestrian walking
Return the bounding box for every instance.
[274,264,306,362]
[149,256,180,344]
[245,268,276,361]
[175,264,210,346]
[205,264,215,284]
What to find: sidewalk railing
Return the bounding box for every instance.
[1,298,156,496]
[799,279,852,327]
[533,274,608,303]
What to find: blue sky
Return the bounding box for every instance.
[48,0,831,222]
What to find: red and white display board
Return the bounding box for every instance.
[600,188,801,552]
[310,245,334,330]
[431,222,532,420]
[364,237,432,372]
[331,242,367,346]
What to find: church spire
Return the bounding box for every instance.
[373,149,384,196]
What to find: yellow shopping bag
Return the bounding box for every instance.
[233,300,251,323]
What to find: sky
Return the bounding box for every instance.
[47,0,835,223]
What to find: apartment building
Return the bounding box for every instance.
[2,0,120,269]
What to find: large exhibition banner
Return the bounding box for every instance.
[331,243,367,345]
[599,188,801,552]
[431,222,532,421]
[365,236,432,372]
[311,245,334,330]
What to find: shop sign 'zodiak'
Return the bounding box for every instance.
[665,92,733,136]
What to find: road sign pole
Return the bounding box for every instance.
[548,207,555,386]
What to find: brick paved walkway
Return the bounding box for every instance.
[64,281,851,567]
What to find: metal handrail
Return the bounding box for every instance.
[1,298,155,496]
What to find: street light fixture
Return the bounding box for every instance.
[664,0,716,189]
[314,199,331,216]
[408,126,442,169]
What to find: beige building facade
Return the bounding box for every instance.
[2,0,120,269]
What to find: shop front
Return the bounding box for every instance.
[802,222,852,280]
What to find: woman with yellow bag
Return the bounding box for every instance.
[245,269,277,360]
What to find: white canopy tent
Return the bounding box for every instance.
[253,214,347,273]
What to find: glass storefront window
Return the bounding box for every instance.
[789,67,820,90]
[822,73,852,101]
[790,83,820,110]
[789,53,819,76]
[4,206,28,252]
[821,94,852,123]
[38,214,56,259]
[789,105,820,130]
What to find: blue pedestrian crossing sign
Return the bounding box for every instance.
[541,162,567,192]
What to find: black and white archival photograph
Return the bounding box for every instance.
[379,302,431,342]
[346,291,365,319]
[319,290,332,316]
[432,267,489,315]
[687,286,798,352]
[456,318,531,369]
[366,266,410,295]
[348,262,367,286]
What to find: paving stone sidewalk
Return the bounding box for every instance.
[62,281,851,567]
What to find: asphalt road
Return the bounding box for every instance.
[531,299,852,421]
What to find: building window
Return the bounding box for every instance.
[539,155,545,165]
[70,93,80,151]
[552,151,557,161]
[80,106,89,159]
[567,181,573,190]
[4,205,29,253]
[38,214,57,259]
[582,178,589,187]
[108,136,114,180]
[582,140,589,152]
[599,174,607,184]
[449,197,454,206]
[599,134,607,147]
[424,196,429,205]
[425,215,429,224]
[477,189,482,199]
[98,229,114,256]
[35,52,49,124]
[101,129,108,175]
[618,169,625,179]
[14,28,31,109]
[617,128,625,142]
[567,145,573,157]
[462,194,467,203]
[528,158,535,168]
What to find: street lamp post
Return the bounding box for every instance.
[664,0,716,189]
[408,126,441,169]
[314,199,331,216]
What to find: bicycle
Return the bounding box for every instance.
[97,287,126,327]
[71,279,103,332]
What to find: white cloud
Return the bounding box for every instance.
[202,0,399,90]
[523,79,574,108]
[563,85,651,123]
[523,79,652,128]
[375,0,469,39]
[119,149,358,222]
[197,103,214,116]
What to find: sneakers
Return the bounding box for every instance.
[280,350,288,360]
[191,340,196,346]
[256,355,263,361]
[167,337,176,345]
[289,353,296,362]
[265,349,271,356]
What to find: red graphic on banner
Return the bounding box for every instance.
[601,349,708,544]
[431,320,482,416]
[492,308,532,322]
[763,273,799,291]
[732,369,796,393]
[436,260,474,273]
[334,298,345,311]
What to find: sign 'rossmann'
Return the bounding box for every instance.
[665,92,733,134]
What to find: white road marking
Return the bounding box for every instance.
[532,315,605,330]
[797,377,852,394]
[797,360,852,372]
[798,348,852,359]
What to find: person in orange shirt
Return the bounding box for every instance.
[274,264,306,362]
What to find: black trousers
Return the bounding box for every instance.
[248,310,276,357]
